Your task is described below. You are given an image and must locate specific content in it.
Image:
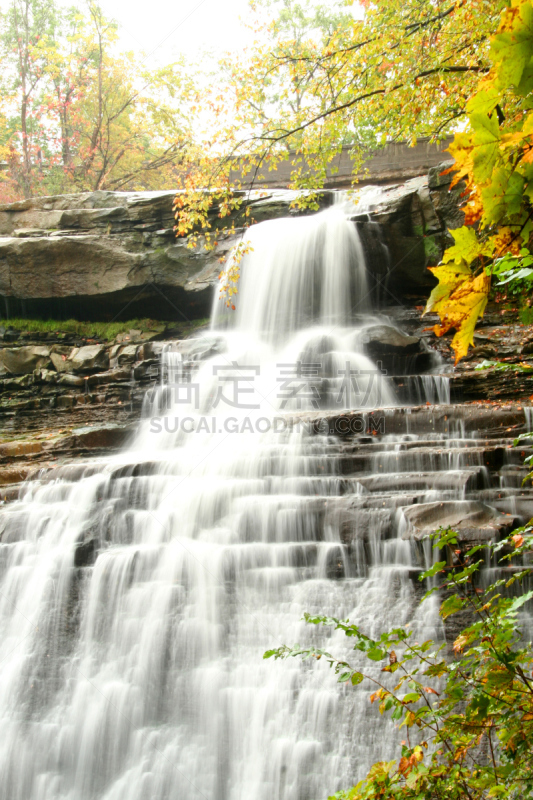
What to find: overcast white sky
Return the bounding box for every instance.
[87,0,257,64]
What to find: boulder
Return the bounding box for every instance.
[34,369,59,384]
[116,345,139,366]
[67,344,109,373]
[0,345,52,374]
[50,348,73,372]
[400,500,518,542]
[361,325,421,356]
[428,160,455,191]
[74,535,98,568]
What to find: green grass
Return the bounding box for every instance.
[0,317,211,341]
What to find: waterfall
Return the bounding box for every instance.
[212,208,368,338]
[0,205,519,800]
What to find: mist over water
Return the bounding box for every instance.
[0,203,470,800]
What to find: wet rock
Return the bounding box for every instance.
[50,346,74,372]
[361,325,421,356]
[325,545,346,579]
[13,228,50,237]
[116,345,139,366]
[428,160,455,190]
[462,345,498,361]
[62,425,134,454]
[0,191,312,321]
[0,172,465,318]
[58,373,85,388]
[329,501,393,543]
[0,485,22,504]
[56,396,76,408]
[0,345,52,374]
[0,373,34,389]
[86,368,131,387]
[133,359,159,380]
[0,440,42,461]
[74,535,98,568]
[0,466,32,485]
[401,500,518,542]
[33,368,59,384]
[451,364,533,402]
[67,344,109,373]
[357,469,481,494]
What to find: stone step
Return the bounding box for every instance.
[354,468,484,494]
[300,402,532,439]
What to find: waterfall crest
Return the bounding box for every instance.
[212,208,368,339]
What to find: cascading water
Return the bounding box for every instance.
[0,203,530,800]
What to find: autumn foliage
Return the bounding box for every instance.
[0,0,196,199]
[425,0,533,362]
[172,0,511,315]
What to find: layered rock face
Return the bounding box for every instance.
[0,327,224,484]
[0,166,461,321]
[0,190,317,321]
[353,164,463,300]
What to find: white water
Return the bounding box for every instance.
[0,207,465,800]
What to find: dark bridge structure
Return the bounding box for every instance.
[230,136,453,189]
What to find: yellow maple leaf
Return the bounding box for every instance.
[492,227,522,256]
[463,191,484,225]
[442,227,492,265]
[522,146,533,164]
[424,262,473,313]
[424,268,491,364]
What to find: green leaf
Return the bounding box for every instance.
[467,86,500,115]
[440,594,465,619]
[508,589,533,613]
[475,360,533,373]
[441,227,490,267]
[470,112,500,182]
[367,648,386,661]
[420,561,447,580]
[496,267,533,285]
[424,661,448,678]
[433,528,459,548]
[492,16,533,90]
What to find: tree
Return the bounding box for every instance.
[45,3,195,193]
[174,0,509,299]
[220,0,362,154]
[0,0,197,197]
[0,0,60,196]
